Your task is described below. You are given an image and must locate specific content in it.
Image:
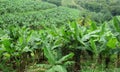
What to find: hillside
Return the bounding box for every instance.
[0,0,120,72]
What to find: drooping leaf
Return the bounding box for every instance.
[57,52,74,64]
[51,44,62,50]
[46,65,67,72]
[22,46,32,52]
[82,30,100,41]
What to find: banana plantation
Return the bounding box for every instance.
[0,0,120,72]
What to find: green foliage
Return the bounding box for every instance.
[0,7,80,28]
[107,38,118,48]
[82,2,103,12]
[1,0,120,72]
[113,16,120,32]
[44,44,56,65]
[43,0,62,6]
[1,15,120,71]
[0,0,57,14]
[108,0,120,16]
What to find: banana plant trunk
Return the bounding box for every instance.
[105,55,110,68]
[117,52,120,68]
[74,49,81,72]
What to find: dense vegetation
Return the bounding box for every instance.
[0,0,120,72]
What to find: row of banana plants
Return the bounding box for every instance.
[0,6,80,29]
[38,16,120,72]
[0,0,57,14]
[0,16,120,72]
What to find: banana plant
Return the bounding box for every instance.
[112,16,120,67]
[43,43,74,72]
[0,26,43,71]
[37,28,75,72]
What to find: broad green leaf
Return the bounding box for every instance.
[22,46,32,52]
[46,65,67,72]
[44,46,55,65]
[91,22,97,30]
[57,52,74,64]
[113,17,120,32]
[3,52,10,58]
[100,23,106,36]
[51,44,62,50]
[74,22,86,46]
[90,39,97,54]
[2,39,11,52]
[36,64,51,69]
[18,37,23,45]
[107,38,117,48]
[82,34,91,42]
[0,48,5,53]
[64,61,75,66]
[74,22,80,40]
[82,30,100,41]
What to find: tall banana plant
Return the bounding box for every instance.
[112,16,120,67]
[82,21,118,68]
[37,28,75,72]
[63,20,118,70]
